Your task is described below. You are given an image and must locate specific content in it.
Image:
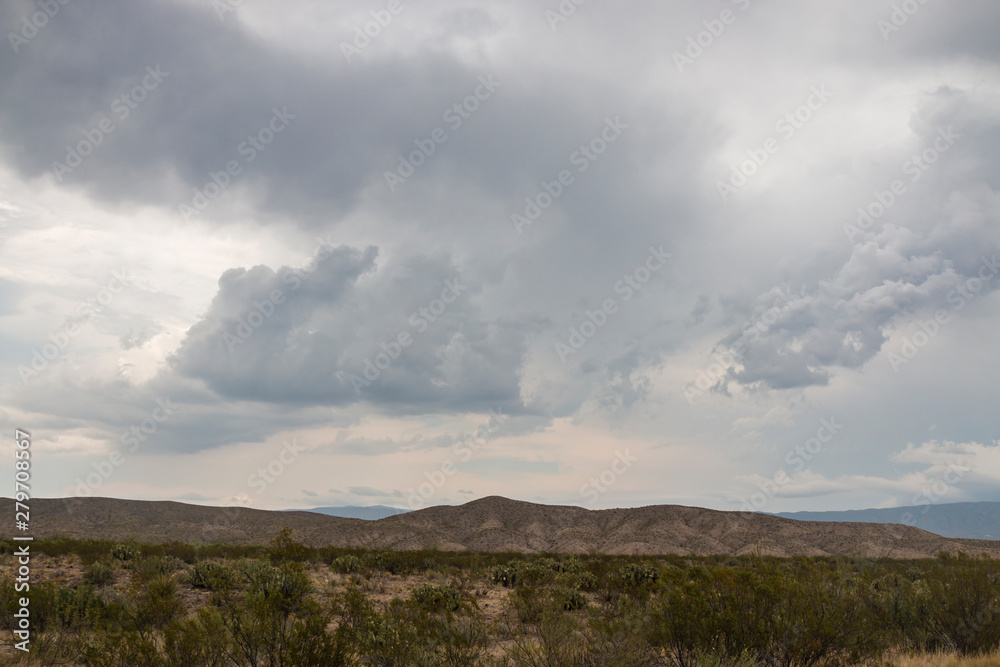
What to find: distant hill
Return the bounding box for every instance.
[296,505,409,520]
[4,496,1000,558]
[774,501,1000,540]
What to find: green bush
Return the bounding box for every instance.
[162,616,227,667]
[82,630,164,667]
[411,584,462,613]
[270,526,311,562]
[371,551,405,574]
[134,555,183,581]
[491,562,520,587]
[552,585,588,611]
[133,574,183,631]
[647,558,886,667]
[571,570,599,591]
[332,554,365,574]
[161,541,199,564]
[617,562,660,589]
[110,542,140,562]
[510,586,546,625]
[921,553,1000,655]
[186,560,235,590]
[83,561,116,587]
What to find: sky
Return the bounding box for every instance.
[0,0,998,516]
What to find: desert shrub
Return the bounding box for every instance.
[250,562,313,611]
[160,541,199,564]
[134,555,183,581]
[353,598,424,666]
[285,610,354,667]
[585,596,659,665]
[762,559,884,667]
[186,560,235,590]
[571,570,599,591]
[233,556,271,581]
[617,562,660,589]
[36,537,112,564]
[269,526,311,562]
[332,554,365,574]
[647,566,722,666]
[131,575,184,631]
[865,570,932,650]
[510,586,546,625]
[540,555,587,574]
[164,606,232,666]
[82,630,165,667]
[491,562,520,587]
[20,582,110,637]
[83,561,116,587]
[162,615,228,667]
[921,553,1000,655]
[110,542,140,562]
[202,562,317,666]
[648,559,885,667]
[422,612,491,665]
[411,583,462,613]
[500,602,586,665]
[520,561,558,586]
[371,550,405,574]
[490,557,559,587]
[552,585,588,611]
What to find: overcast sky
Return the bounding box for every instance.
[1,0,998,515]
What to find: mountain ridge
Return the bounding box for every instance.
[774,500,1000,540]
[5,495,1000,558]
[292,505,409,520]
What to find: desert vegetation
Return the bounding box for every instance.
[1,529,999,666]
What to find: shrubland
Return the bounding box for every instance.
[0,533,998,666]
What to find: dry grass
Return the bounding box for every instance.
[889,652,1000,667]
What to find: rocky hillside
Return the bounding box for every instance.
[5,495,999,558]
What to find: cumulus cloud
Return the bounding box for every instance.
[708,104,1000,391]
[171,244,533,414]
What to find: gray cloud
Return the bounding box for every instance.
[2,0,999,510]
[711,97,1000,391]
[171,244,533,414]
